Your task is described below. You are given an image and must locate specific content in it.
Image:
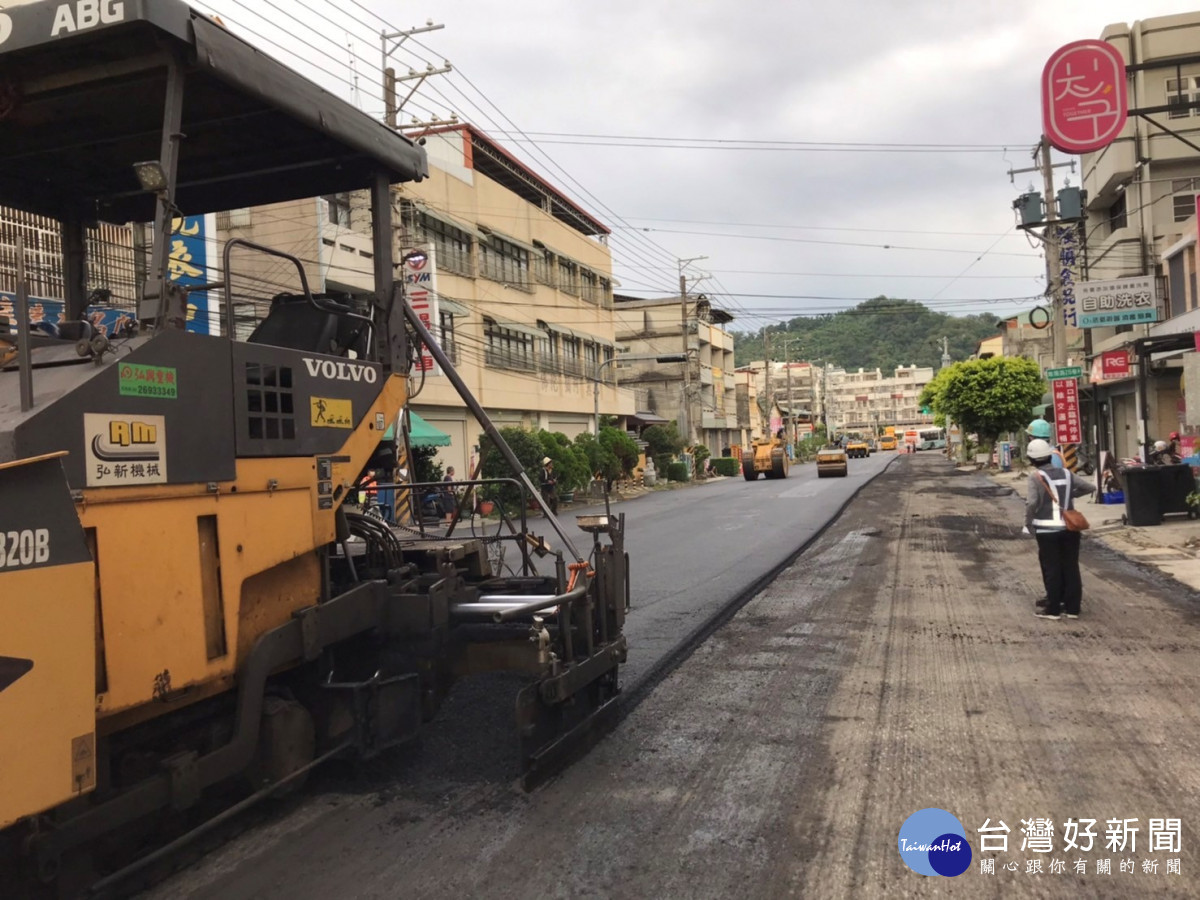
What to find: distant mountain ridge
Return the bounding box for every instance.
[732,297,1003,372]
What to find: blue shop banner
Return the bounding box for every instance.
[0,292,136,337]
[170,215,216,334]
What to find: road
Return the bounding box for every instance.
[153,453,1200,899]
[143,451,893,898]
[620,450,893,691]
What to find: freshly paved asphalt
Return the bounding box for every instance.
[621,450,895,692]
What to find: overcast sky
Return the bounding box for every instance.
[202,0,1200,333]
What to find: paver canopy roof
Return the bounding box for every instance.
[0,0,428,223]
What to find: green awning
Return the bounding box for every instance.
[384,410,452,447]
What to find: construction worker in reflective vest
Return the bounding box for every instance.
[1025,438,1094,620]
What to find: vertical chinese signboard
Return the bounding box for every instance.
[1057,223,1080,328]
[1042,40,1129,154]
[403,247,440,376]
[169,214,219,335]
[1051,376,1082,445]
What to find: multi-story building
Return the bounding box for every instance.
[742,359,821,439]
[612,294,739,454]
[823,364,936,436]
[208,123,636,474]
[0,209,139,328]
[1080,12,1200,457]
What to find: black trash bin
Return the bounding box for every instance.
[1122,466,1163,526]
[1157,463,1196,517]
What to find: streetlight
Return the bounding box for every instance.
[594,352,688,436]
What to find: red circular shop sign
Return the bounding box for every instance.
[1041,39,1128,154]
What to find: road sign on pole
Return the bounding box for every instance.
[1045,366,1082,381]
[1052,377,1082,445]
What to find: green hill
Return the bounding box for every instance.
[732,297,1003,372]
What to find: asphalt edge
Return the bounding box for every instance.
[615,454,904,720]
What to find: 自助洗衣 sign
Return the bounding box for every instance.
[1042,40,1129,154]
[1077,275,1159,328]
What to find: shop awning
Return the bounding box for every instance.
[630,411,670,426]
[385,411,452,446]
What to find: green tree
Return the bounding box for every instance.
[478,426,545,512]
[642,422,685,474]
[410,445,444,484]
[539,430,590,493]
[927,357,1045,455]
[732,297,1003,372]
[600,426,640,475]
[575,426,639,487]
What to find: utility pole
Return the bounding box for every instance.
[940,336,951,369]
[380,21,451,129]
[785,348,793,443]
[1039,138,1066,367]
[677,256,706,444]
[763,327,772,434]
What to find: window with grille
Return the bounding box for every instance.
[1108,193,1127,232]
[561,335,581,375]
[484,319,534,371]
[1167,76,1200,119]
[323,193,352,226]
[418,213,473,276]
[557,257,577,296]
[1172,178,1200,222]
[534,248,555,286]
[579,269,599,305]
[439,310,458,364]
[479,235,531,290]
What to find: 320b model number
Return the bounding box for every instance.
[0,529,50,568]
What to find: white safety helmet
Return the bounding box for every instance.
[1154,440,1168,452]
[1027,438,1053,461]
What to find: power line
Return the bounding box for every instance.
[632,227,1043,258]
[465,130,1019,151]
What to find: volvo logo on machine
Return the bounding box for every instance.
[302,357,379,384]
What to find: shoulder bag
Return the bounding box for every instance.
[1038,472,1090,532]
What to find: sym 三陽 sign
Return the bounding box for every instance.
[1042,40,1128,154]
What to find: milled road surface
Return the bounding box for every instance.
[153,454,1200,898]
